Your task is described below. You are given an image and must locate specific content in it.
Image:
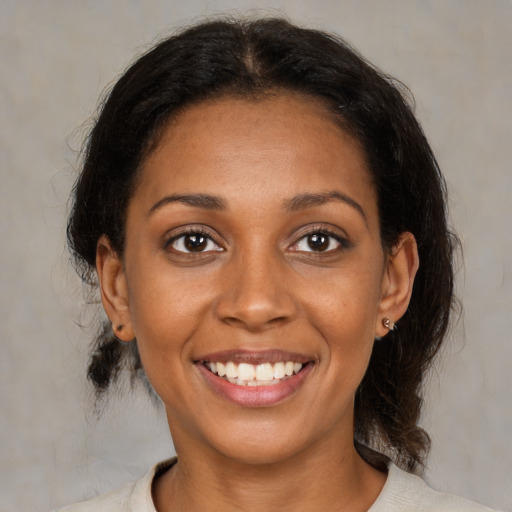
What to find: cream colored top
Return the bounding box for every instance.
[55,458,497,511]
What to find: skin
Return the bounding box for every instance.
[97,93,419,511]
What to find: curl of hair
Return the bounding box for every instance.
[68,17,459,471]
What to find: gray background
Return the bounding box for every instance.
[1,1,511,511]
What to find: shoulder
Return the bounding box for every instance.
[52,459,176,512]
[54,481,138,512]
[369,463,498,512]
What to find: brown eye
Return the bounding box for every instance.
[290,230,345,253]
[169,231,223,253]
[184,234,207,251]
[307,233,329,251]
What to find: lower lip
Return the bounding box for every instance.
[196,363,313,407]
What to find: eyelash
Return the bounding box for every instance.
[164,226,350,255]
[289,228,350,254]
[165,227,224,254]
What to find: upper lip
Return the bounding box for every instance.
[195,349,313,365]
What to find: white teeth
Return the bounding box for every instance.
[274,362,285,379]
[284,362,294,376]
[206,360,304,386]
[238,363,255,381]
[255,363,274,381]
[217,362,226,377]
[225,361,238,379]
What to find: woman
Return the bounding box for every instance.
[60,17,495,511]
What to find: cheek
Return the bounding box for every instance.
[320,298,376,376]
[305,263,383,336]
[124,266,213,385]
[127,258,214,334]
[303,263,383,382]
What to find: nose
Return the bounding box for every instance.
[215,250,297,332]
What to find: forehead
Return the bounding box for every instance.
[135,93,377,221]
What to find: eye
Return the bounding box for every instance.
[168,231,223,253]
[290,231,346,253]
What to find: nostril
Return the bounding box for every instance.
[220,315,283,330]
[219,309,293,332]
[214,263,297,329]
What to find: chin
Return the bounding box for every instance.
[201,419,322,468]
[216,441,305,467]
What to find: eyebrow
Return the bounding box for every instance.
[148,193,227,216]
[148,190,366,222]
[284,191,367,222]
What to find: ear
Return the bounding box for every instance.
[96,235,134,342]
[375,232,419,338]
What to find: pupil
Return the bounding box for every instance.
[308,233,328,251]
[185,234,207,251]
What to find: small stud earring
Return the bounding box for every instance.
[382,318,396,331]
[113,323,132,342]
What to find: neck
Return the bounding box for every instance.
[153,434,386,512]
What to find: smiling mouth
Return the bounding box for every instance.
[204,361,304,387]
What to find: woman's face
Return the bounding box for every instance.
[99,93,414,465]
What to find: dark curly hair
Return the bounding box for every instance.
[67,17,458,472]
